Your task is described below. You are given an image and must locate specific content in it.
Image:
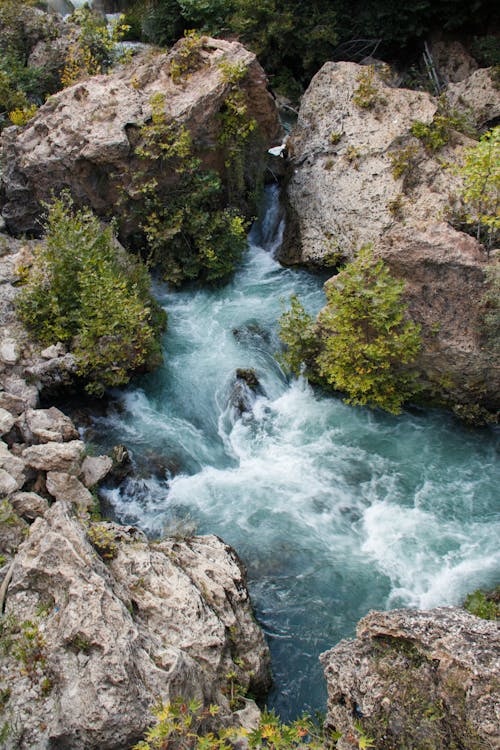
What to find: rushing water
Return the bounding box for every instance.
[86,186,500,719]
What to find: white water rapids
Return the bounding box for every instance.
[83,186,500,718]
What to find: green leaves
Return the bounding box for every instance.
[17,194,165,396]
[279,247,422,413]
[453,126,500,248]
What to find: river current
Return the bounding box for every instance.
[86,186,499,718]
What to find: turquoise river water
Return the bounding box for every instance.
[87,187,500,719]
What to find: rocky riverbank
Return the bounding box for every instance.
[281,58,499,415]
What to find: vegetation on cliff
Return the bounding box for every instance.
[17,194,166,395]
[279,247,422,413]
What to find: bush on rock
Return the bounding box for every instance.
[17,194,166,396]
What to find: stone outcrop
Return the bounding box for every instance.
[1,37,282,238]
[281,61,500,410]
[0,502,270,750]
[321,607,500,750]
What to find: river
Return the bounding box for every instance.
[84,186,500,719]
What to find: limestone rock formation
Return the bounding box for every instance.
[0,501,271,750]
[321,607,500,750]
[1,37,282,238]
[281,61,500,410]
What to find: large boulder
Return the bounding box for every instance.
[0,501,271,750]
[280,61,500,410]
[321,607,500,750]
[1,37,282,238]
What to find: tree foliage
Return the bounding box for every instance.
[279,247,422,414]
[17,194,165,396]
[453,126,500,249]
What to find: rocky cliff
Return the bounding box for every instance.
[321,606,500,750]
[1,36,282,240]
[281,61,499,413]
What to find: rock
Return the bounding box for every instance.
[379,223,500,407]
[24,352,78,392]
[1,38,281,238]
[22,439,85,474]
[17,406,79,444]
[447,67,500,129]
[10,491,49,521]
[0,407,15,435]
[0,440,26,489]
[109,444,133,483]
[0,376,38,410]
[0,502,270,749]
[429,39,479,83]
[0,469,18,496]
[80,455,113,488]
[46,471,94,511]
[0,499,28,566]
[320,607,500,750]
[281,61,500,409]
[0,337,20,366]
[0,391,26,416]
[40,342,66,359]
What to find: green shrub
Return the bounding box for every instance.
[316,246,422,413]
[464,588,499,620]
[280,247,422,413]
[87,524,118,560]
[451,126,499,249]
[134,698,336,749]
[352,66,385,110]
[129,93,248,285]
[278,295,321,379]
[17,194,165,396]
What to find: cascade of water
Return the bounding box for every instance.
[88,185,500,719]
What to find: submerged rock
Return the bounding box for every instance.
[321,607,500,750]
[0,501,271,750]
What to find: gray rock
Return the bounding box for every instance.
[0,337,20,365]
[321,607,500,750]
[17,406,79,444]
[22,439,85,474]
[24,352,78,392]
[0,391,26,416]
[40,342,66,359]
[1,39,281,238]
[447,67,500,129]
[0,407,15,435]
[46,471,94,511]
[0,502,270,749]
[80,455,113,488]
[10,491,49,521]
[0,440,26,488]
[0,376,38,409]
[0,469,19,496]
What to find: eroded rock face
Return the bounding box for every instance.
[281,61,500,410]
[321,607,500,750]
[0,501,271,750]
[1,37,282,238]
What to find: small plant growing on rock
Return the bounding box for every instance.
[353,66,386,110]
[170,30,205,84]
[411,95,476,152]
[87,523,118,560]
[389,143,420,181]
[8,103,37,126]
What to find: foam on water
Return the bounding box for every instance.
[92,186,500,719]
